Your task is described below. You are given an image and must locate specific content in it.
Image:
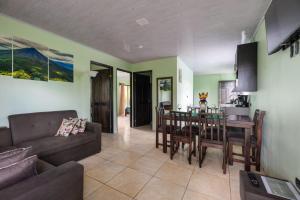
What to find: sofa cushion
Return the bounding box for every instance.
[0,155,37,190]
[0,147,32,168]
[0,127,12,147]
[36,159,55,174]
[0,146,17,153]
[16,132,98,157]
[9,110,78,145]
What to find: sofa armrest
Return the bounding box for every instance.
[86,122,101,134]
[0,161,84,200]
[0,127,12,148]
[86,122,101,150]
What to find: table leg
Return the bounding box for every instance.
[162,119,167,153]
[244,127,252,171]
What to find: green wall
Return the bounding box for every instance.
[0,14,131,132]
[193,73,235,106]
[130,57,178,130]
[0,14,195,133]
[177,58,194,110]
[251,20,300,181]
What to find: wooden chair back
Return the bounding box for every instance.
[170,111,192,139]
[255,111,266,147]
[187,106,201,114]
[200,112,226,144]
[207,106,220,114]
[253,109,260,132]
[156,107,165,129]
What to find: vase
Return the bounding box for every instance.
[199,100,207,113]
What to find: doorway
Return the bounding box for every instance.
[117,69,132,131]
[133,70,152,128]
[90,61,113,133]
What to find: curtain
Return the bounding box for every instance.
[119,83,126,116]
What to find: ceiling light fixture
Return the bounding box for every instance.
[136,18,149,26]
[138,45,144,49]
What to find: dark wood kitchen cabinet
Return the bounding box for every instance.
[235,42,257,92]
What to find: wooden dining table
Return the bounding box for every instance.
[162,113,255,171]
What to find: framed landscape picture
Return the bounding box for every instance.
[12,37,48,81]
[47,49,74,82]
[0,36,13,76]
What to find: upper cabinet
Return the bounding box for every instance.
[235,42,257,92]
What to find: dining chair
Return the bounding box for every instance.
[186,106,201,135]
[251,111,266,171]
[227,110,265,171]
[187,106,201,113]
[227,110,259,163]
[170,111,196,164]
[227,109,259,165]
[198,112,227,174]
[207,106,220,114]
[156,107,171,149]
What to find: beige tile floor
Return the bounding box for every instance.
[79,116,246,200]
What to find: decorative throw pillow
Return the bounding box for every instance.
[0,147,32,168]
[70,118,80,135]
[70,118,87,135]
[0,155,37,190]
[78,119,87,133]
[55,118,77,137]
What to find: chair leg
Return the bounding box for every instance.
[156,131,159,148]
[228,142,233,165]
[203,147,207,156]
[256,146,261,171]
[222,150,226,174]
[170,139,174,160]
[188,143,192,165]
[251,147,256,162]
[176,142,180,152]
[198,143,202,168]
[199,146,207,167]
[223,143,227,174]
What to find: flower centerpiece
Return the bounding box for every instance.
[199,92,208,112]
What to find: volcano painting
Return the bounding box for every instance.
[1,36,74,82]
[0,37,12,76]
[47,49,73,82]
[12,37,48,81]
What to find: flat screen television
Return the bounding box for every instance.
[265,0,300,55]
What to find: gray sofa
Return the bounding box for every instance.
[8,110,101,166]
[0,110,102,200]
[0,127,84,200]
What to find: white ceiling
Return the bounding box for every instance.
[0,0,271,74]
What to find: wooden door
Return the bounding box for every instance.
[91,69,113,133]
[133,73,152,127]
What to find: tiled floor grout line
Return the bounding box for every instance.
[228,166,233,200]
[132,149,169,199]
[181,162,196,200]
[86,147,169,200]
[85,167,134,199]
[87,131,241,200]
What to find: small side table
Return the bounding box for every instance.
[240,171,290,200]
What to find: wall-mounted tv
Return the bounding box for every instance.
[265,0,300,55]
